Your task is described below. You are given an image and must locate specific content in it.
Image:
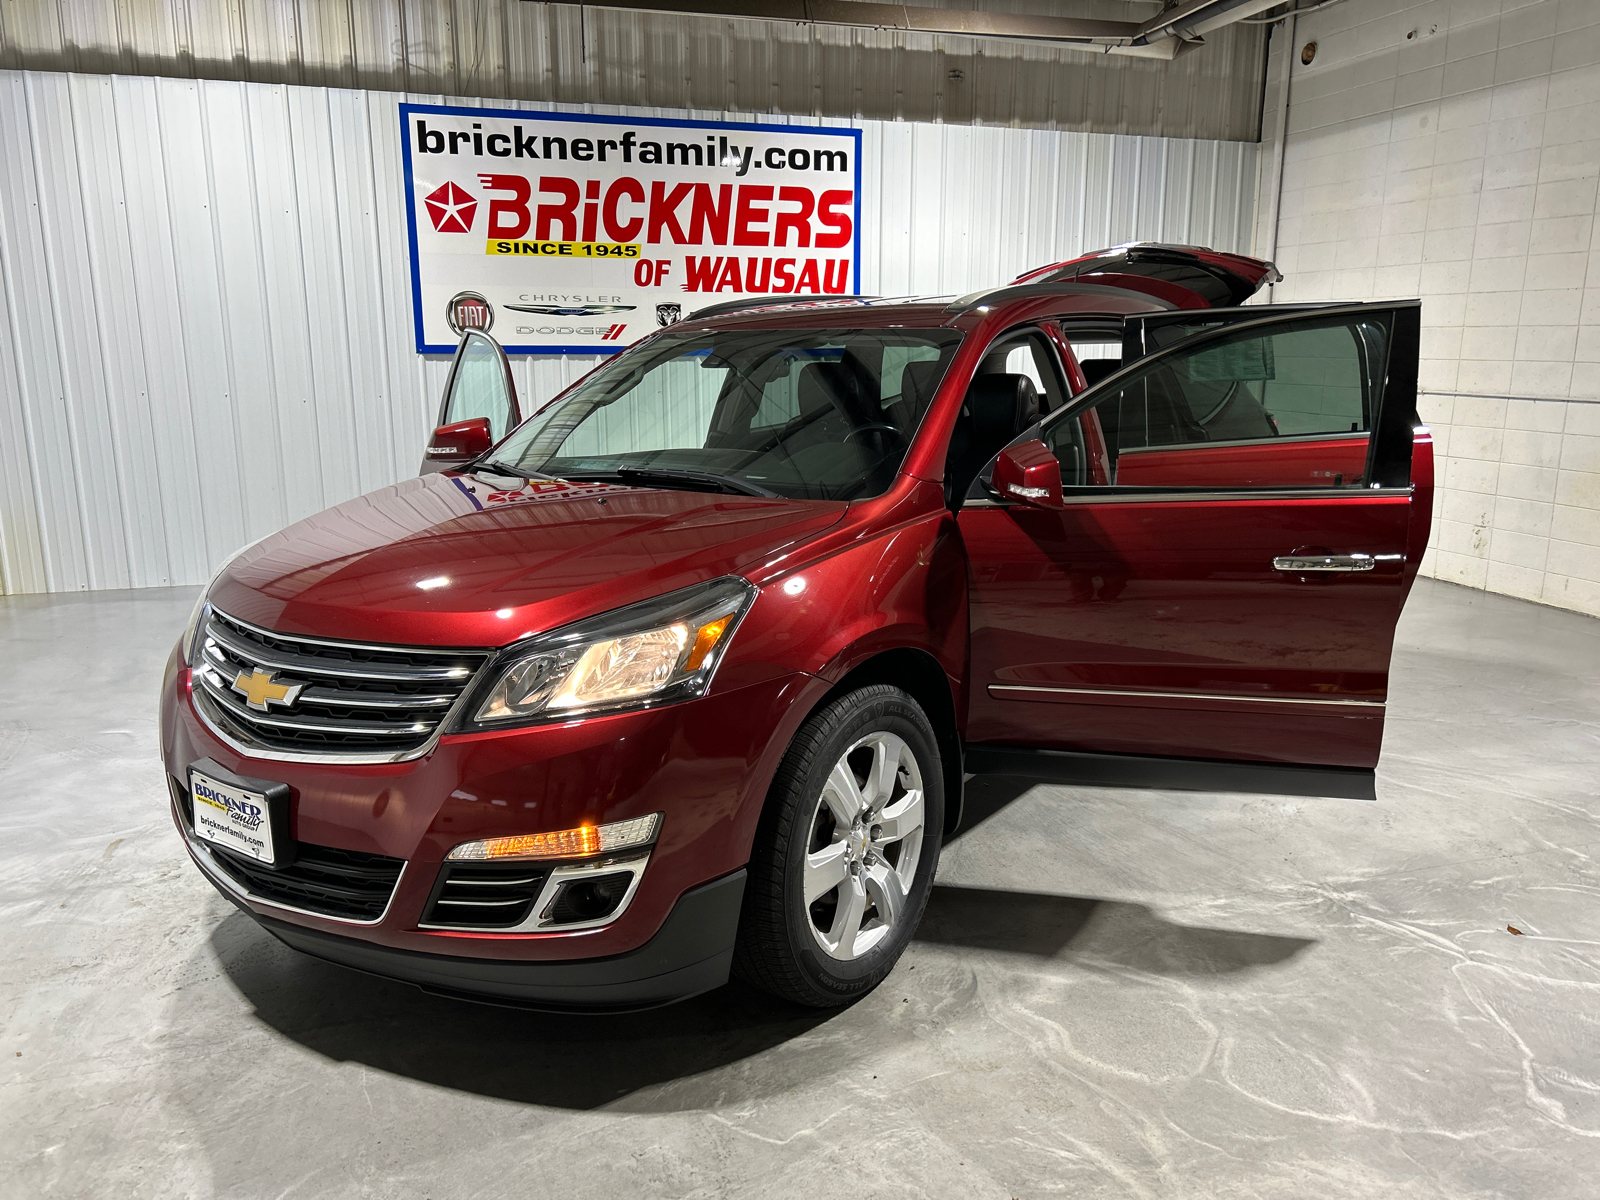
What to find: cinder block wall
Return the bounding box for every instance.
[1256,0,1600,617]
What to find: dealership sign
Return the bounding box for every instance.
[400,103,862,354]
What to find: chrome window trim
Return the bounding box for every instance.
[961,485,1414,508]
[1116,430,1372,455]
[175,798,406,928]
[417,852,652,934]
[989,684,1386,708]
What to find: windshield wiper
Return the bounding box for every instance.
[475,460,552,481]
[565,466,778,498]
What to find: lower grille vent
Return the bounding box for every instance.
[423,862,554,929]
[208,841,404,921]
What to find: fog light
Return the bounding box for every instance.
[446,813,661,861]
[548,872,635,924]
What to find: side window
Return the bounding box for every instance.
[1042,316,1388,490]
[977,331,1067,412]
[1066,336,1123,392]
[440,332,518,441]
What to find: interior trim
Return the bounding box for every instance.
[963,744,1377,800]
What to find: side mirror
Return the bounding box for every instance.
[423,418,493,471]
[991,440,1064,509]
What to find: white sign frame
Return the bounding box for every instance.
[400,103,863,355]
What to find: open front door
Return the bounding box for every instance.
[420,331,522,474]
[958,302,1431,798]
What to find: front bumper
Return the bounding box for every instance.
[162,647,822,1002]
[232,866,748,1013]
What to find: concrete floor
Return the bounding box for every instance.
[3,578,1598,1198]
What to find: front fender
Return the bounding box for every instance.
[729,506,965,696]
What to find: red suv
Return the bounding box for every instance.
[161,244,1431,1011]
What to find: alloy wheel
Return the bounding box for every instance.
[802,730,926,960]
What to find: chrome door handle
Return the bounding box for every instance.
[1273,553,1376,573]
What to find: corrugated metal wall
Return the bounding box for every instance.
[0,69,1259,595]
[0,0,1267,143]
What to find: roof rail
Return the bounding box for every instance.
[688,295,881,321]
[943,280,1179,315]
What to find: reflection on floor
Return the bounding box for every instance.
[2,578,1597,1197]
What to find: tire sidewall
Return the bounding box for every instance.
[779,689,944,998]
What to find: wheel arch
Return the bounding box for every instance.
[810,647,964,835]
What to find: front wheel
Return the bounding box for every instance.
[734,685,944,1006]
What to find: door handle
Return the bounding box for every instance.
[1273,553,1376,573]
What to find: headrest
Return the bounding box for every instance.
[797,361,860,417]
[899,359,944,410]
[964,373,1041,442]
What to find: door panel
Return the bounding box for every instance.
[960,302,1426,774]
[961,493,1410,768]
[1115,433,1371,488]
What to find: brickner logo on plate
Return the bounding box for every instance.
[401,102,862,355]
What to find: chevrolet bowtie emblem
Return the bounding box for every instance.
[231,668,305,712]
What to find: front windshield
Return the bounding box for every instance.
[490,327,964,501]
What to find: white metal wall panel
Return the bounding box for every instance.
[0,69,1259,594]
[0,0,1267,143]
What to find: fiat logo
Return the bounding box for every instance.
[446,291,494,335]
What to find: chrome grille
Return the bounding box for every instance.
[192,608,490,760]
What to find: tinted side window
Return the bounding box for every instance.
[1044,316,1388,490]
[441,332,517,440]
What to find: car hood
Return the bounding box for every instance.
[208,472,847,648]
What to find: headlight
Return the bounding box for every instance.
[468,576,758,727]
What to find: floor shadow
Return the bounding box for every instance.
[919,885,1316,973]
[209,880,1315,1110]
[948,773,1038,840]
[207,910,834,1111]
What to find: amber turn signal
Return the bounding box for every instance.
[446,813,661,861]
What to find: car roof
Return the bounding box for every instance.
[668,285,1170,335]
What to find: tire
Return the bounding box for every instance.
[734,684,944,1007]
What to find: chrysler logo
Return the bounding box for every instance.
[232,668,305,713]
[424,181,477,233]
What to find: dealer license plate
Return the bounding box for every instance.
[190,769,275,864]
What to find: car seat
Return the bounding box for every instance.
[946,373,1042,502]
[886,359,945,431]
